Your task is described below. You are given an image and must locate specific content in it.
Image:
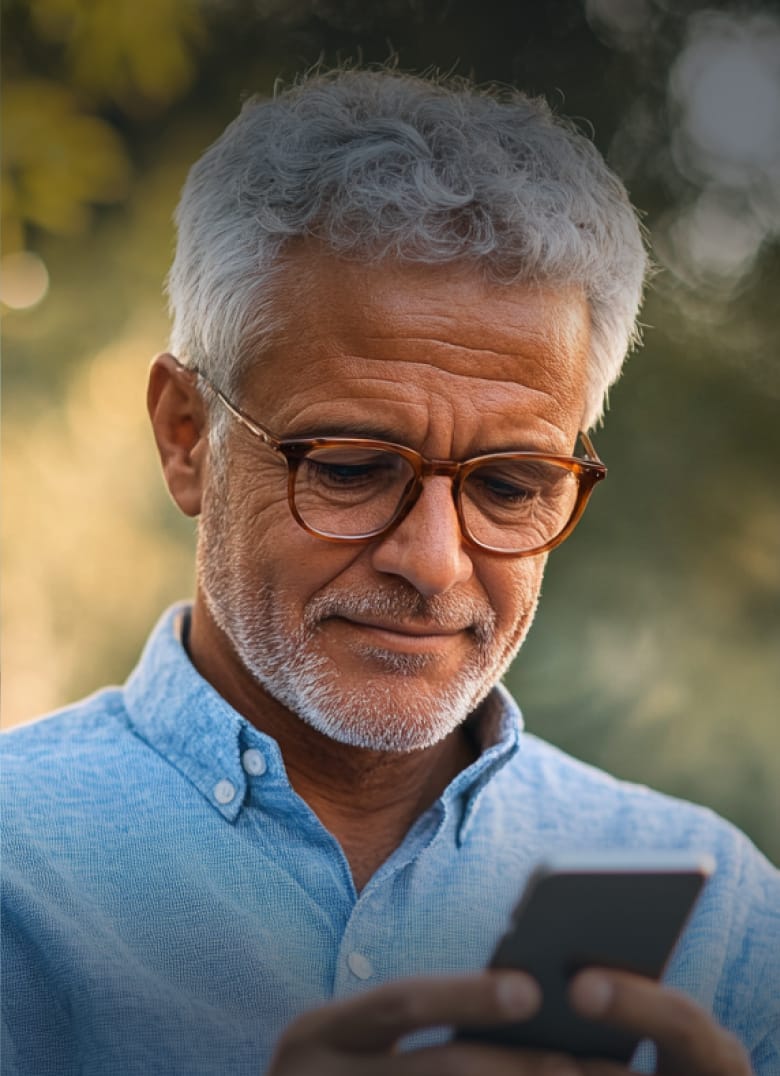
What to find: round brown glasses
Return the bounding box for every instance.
[194,369,606,557]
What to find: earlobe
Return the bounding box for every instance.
[147,353,209,517]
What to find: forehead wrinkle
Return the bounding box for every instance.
[278,363,574,434]
[251,266,590,448]
[362,289,588,343]
[292,357,557,401]
[360,336,556,380]
[339,353,559,394]
[286,379,572,455]
[367,368,581,433]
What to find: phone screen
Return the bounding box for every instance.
[457,852,714,1062]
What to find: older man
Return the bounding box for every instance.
[3,69,777,1076]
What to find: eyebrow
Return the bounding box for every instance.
[282,421,409,443]
[283,422,552,457]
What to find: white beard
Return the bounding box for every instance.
[196,466,541,753]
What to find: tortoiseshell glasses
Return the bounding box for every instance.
[195,370,607,557]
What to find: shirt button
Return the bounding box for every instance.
[347,951,373,980]
[214,779,236,805]
[241,748,267,776]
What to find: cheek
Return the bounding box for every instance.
[225,483,367,593]
[485,557,546,635]
[216,494,291,574]
[246,490,294,536]
[199,461,291,585]
[218,453,294,544]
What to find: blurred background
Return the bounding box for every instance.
[3,0,779,861]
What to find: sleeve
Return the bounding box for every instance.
[713,830,780,1075]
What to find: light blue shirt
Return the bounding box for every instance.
[3,604,779,1074]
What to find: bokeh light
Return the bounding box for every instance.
[1,251,50,310]
[659,10,780,289]
[670,12,780,183]
[655,190,766,290]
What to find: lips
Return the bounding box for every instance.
[334,615,467,637]
[303,588,497,647]
[324,615,472,658]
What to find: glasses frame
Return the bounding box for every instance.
[191,367,607,557]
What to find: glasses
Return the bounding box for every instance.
[195,370,607,557]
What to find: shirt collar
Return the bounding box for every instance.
[125,604,264,821]
[123,604,523,824]
[447,683,524,844]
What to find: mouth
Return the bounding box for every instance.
[327,615,468,654]
[344,615,466,636]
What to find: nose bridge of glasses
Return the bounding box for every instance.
[419,458,463,481]
[413,459,466,514]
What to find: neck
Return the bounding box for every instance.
[186,600,479,890]
[278,717,477,890]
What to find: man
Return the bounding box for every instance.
[2,68,777,1076]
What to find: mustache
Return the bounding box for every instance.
[304,586,497,643]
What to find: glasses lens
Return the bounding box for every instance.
[294,446,416,537]
[461,459,579,552]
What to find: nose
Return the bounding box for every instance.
[369,477,474,596]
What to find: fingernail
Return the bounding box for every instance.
[496,973,541,1018]
[569,969,613,1016]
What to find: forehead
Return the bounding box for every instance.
[243,253,590,449]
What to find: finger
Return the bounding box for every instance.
[391,1041,587,1076]
[286,971,541,1052]
[273,1030,582,1076]
[568,969,752,1076]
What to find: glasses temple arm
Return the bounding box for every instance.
[192,368,278,450]
[579,430,603,464]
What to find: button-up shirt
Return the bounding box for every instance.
[3,605,779,1074]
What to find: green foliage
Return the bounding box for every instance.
[2,79,129,243]
[30,0,204,108]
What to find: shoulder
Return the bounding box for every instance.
[2,688,136,779]
[496,731,779,937]
[1,689,154,844]
[3,688,128,749]
[507,731,759,847]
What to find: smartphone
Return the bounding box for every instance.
[457,851,714,1063]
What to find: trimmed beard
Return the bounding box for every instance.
[196,454,541,753]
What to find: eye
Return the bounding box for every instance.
[468,466,542,507]
[304,452,399,488]
[296,449,415,507]
[310,462,376,486]
[478,474,536,503]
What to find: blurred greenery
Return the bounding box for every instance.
[2,0,778,863]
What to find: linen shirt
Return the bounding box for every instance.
[2,604,779,1075]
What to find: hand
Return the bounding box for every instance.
[267,970,582,1075]
[267,967,753,1076]
[567,968,753,1075]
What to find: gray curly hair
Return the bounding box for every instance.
[167,67,648,431]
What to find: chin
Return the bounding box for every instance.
[260,657,496,754]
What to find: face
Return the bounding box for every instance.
[196,256,590,753]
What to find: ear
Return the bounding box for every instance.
[147,353,209,517]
